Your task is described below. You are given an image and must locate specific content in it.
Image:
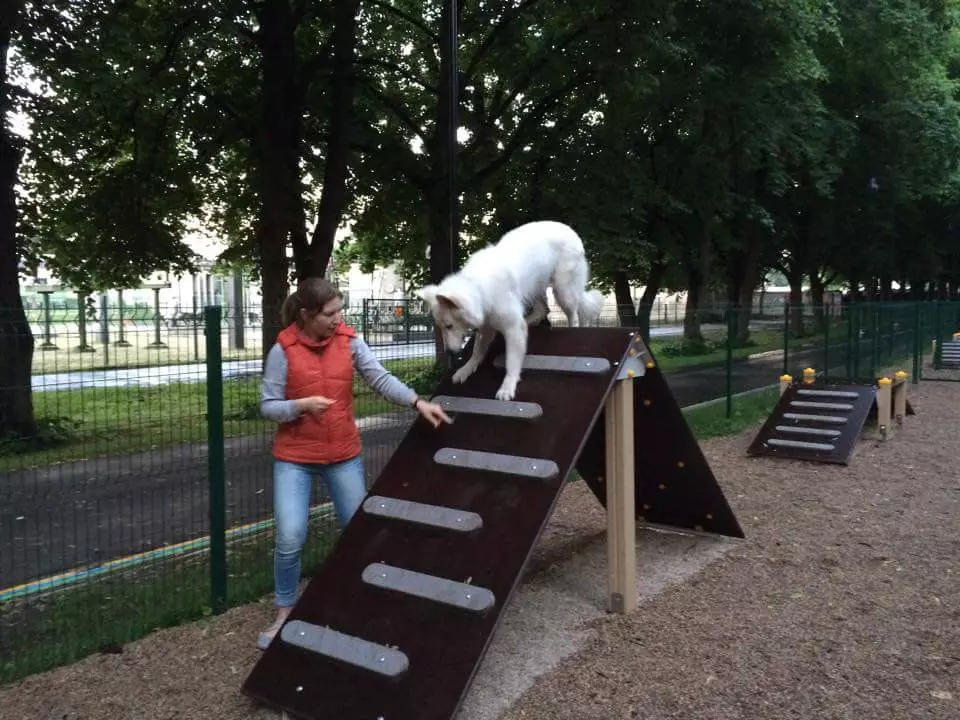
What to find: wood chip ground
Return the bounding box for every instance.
[2,381,958,720]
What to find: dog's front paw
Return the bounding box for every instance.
[452,365,475,384]
[495,380,517,401]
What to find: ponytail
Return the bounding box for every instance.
[281,291,303,327]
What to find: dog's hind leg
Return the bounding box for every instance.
[552,255,590,327]
[524,293,550,327]
[453,328,494,384]
[495,321,527,401]
[553,284,581,328]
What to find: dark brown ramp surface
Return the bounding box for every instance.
[746,382,877,464]
[242,327,743,720]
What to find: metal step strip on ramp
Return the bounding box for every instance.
[746,382,878,465]
[242,327,662,720]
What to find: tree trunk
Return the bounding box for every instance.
[735,280,756,346]
[254,0,306,356]
[304,0,361,280]
[683,271,704,343]
[429,202,455,361]
[809,270,827,334]
[0,1,38,439]
[613,271,637,326]
[788,270,805,337]
[879,275,893,301]
[683,217,712,344]
[725,226,762,345]
[636,257,667,343]
[909,278,926,301]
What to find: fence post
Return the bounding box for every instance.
[912,301,921,383]
[782,300,790,375]
[362,298,369,343]
[205,305,228,614]
[822,304,830,383]
[725,305,734,419]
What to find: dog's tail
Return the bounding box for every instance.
[580,288,605,326]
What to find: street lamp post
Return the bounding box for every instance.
[446,0,459,277]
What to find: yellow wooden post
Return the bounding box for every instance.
[779,374,793,396]
[876,377,893,438]
[605,376,636,614]
[894,370,908,426]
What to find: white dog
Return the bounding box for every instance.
[418,220,604,401]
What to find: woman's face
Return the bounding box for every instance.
[301,297,344,339]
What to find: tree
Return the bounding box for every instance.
[0,0,37,441]
[16,0,366,357]
[343,0,615,287]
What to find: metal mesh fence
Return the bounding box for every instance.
[0,297,955,684]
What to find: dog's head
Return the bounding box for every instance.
[418,280,482,353]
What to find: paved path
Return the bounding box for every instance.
[1,330,911,590]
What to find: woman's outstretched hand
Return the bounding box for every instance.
[415,398,454,428]
[296,396,337,415]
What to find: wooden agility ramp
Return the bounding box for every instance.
[746,371,914,465]
[242,326,743,720]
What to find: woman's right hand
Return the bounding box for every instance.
[296,396,337,415]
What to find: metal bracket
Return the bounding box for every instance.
[362,495,482,533]
[362,563,496,613]
[493,354,610,374]
[766,438,835,451]
[280,621,409,678]
[434,447,559,480]
[615,332,649,380]
[796,389,861,399]
[788,400,855,411]
[782,412,849,424]
[431,395,543,419]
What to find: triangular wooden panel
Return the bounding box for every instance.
[574,336,745,539]
[746,382,877,465]
[243,327,652,720]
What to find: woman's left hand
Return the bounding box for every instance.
[415,399,454,428]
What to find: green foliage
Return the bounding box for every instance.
[8,0,960,309]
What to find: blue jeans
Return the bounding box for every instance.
[272,455,367,607]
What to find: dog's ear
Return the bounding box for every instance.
[435,293,461,311]
[417,285,438,306]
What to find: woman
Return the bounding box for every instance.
[256,277,452,649]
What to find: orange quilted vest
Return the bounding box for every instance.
[271,321,362,465]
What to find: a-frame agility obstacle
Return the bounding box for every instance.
[746,368,915,465]
[242,326,744,719]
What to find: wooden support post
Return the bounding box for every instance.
[876,377,892,438]
[894,371,908,426]
[605,377,636,615]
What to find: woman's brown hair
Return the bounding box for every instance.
[281,277,343,327]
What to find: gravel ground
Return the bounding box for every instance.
[2,380,958,720]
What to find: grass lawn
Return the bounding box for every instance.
[4,319,849,471]
[1,355,437,471]
[682,386,781,438]
[648,321,848,370]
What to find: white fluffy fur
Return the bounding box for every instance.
[418,220,604,401]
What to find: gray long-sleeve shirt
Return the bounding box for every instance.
[260,337,419,424]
